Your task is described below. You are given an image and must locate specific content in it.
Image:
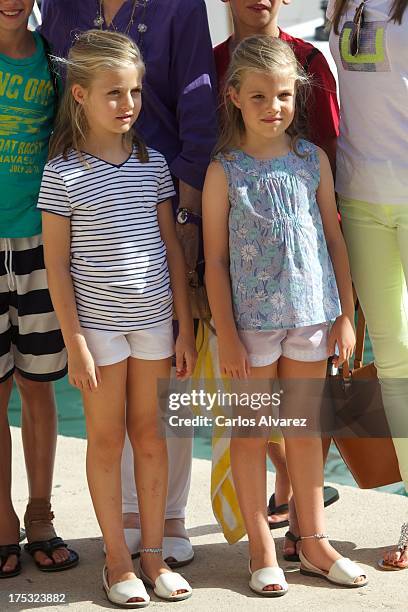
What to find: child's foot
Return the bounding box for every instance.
[0,512,20,575]
[105,556,146,604]
[301,537,366,585]
[250,551,285,592]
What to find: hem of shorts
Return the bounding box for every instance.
[0,367,15,384]
[129,350,174,361]
[0,229,42,240]
[15,365,68,382]
[94,353,131,367]
[282,348,329,363]
[248,352,282,368]
[237,318,336,331]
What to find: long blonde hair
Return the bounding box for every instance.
[331,0,408,34]
[48,29,148,162]
[215,36,310,156]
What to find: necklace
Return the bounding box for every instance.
[94,1,148,37]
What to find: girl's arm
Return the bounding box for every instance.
[157,200,197,379]
[316,148,355,366]
[202,161,250,379]
[42,212,100,390]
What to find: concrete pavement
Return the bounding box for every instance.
[2,427,407,611]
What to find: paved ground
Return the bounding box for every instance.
[1,428,407,611]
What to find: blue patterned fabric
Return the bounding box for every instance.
[216,140,341,331]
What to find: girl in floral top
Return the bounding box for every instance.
[203,36,366,595]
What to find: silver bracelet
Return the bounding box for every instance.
[300,534,328,540]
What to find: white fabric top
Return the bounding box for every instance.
[38,147,175,331]
[327,0,408,204]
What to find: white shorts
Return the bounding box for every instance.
[82,319,174,367]
[238,322,330,367]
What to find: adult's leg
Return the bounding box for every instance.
[280,358,366,583]
[0,376,20,574]
[122,427,192,531]
[339,198,408,566]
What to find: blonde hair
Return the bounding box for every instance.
[331,0,407,35]
[215,35,310,156]
[48,29,148,163]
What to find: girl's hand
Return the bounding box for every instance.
[218,335,251,379]
[327,315,356,367]
[175,333,198,380]
[68,337,101,391]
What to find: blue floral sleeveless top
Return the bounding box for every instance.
[216,140,341,330]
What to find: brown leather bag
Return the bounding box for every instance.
[332,303,402,489]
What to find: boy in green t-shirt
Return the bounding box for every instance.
[0,0,78,578]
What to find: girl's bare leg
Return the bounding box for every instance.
[230,362,284,592]
[126,357,187,595]
[280,357,365,583]
[82,359,141,599]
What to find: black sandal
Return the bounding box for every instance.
[268,486,340,531]
[24,537,79,572]
[0,544,21,579]
[283,531,301,562]
[267,494,289,530]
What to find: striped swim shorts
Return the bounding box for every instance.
[0,234,67,383]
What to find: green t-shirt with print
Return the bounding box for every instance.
[0,31,56,238]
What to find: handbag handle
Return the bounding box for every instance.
[342,296,367,378]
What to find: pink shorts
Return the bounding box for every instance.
[238,322,330,367]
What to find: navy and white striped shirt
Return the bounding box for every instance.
[38,147,175,331]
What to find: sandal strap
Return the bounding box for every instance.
[284,530,300,543]
[25,537,68,557]
[397,522,408,551]
[268,494,289,515]
[24,499,55,524]
[0,544,21,561]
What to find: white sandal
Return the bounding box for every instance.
[299,534,368,588]
[248,561,288,597]
[139,547,192,602]
[102,565,150,608]
[163,536,194,568]
[118,530,194,568]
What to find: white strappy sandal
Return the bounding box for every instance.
[248,561,288,597]
[299,534,368,588]
[102,565,150,608]
[139,547,192,602]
